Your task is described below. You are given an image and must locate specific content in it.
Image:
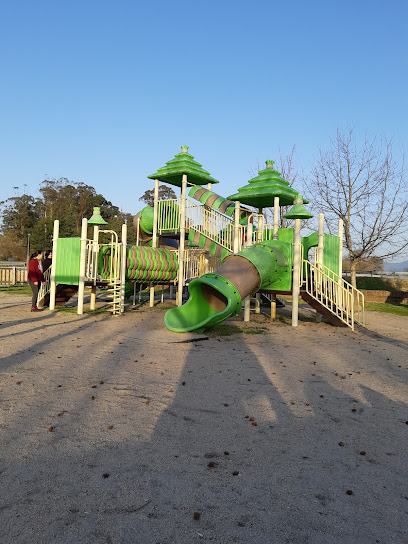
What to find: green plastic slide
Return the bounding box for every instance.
[164,239,293,333]
[164,273,242,333]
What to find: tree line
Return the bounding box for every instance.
[0,178,136,260]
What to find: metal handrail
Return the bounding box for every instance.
[302,259,365,330]
[37,267,52,303]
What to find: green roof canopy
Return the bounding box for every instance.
[228,160,308,208]
[148,146,219,188]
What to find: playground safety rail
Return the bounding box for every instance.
[185,199,241,252]
[37,267,52,302]
[157,198,181,232]
[302,259,365,330]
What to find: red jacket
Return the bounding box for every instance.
[28,259,45,283]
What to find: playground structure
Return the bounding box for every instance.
[38,146,365,331]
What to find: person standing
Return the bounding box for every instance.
[42,250,52,273]
[28,250,44,312]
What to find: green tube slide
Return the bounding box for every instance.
[164,240,292,333]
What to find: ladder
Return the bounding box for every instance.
[107,278,122,315]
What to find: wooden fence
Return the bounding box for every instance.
[0,266,28,285]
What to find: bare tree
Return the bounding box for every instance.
[304,127,407,287]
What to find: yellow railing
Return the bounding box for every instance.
[301,259,364,330]
[158,198,181,232]
[37,267,52,304]
[159,198,243,252]
[171,248,221,284]
[185,199,237,251]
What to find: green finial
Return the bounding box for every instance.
[88,206,108,226]
[265,160,275,168]
[181,145,189,153]
[283,197,314,220]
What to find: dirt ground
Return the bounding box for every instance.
[0,292,407,544]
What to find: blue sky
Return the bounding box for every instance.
[1,0,406,219]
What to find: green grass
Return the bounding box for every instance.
[364,302,408,316]
[0,284,31,295]
[355,277,399,291]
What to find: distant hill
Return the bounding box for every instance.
[383,260,408,272]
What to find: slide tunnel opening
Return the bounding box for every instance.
[202,284,228,312]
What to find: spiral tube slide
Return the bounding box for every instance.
[164,241,287,333]
[99,245,179,283]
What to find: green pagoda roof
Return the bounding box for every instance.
[227,160,308,208]
[148,145,219,188]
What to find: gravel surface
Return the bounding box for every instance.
[1,293,407,544]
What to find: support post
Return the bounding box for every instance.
[316,213,324,323]
[338,219,343,278]
[271,293,277,321]
[292,218,301,327]
[273,196,279,239]
[49,220,59,311]
[177,174,187,306]
[233,200,240,253]
[243,215,254,322]
[90,225,98,310]
[120,223,127,314]
[257,209,264,242]
[150,179,159,307]
[77,218,88,315]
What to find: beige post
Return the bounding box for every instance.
[90,225,98,310]
[49,219,59,311]
[271,293,277,321]
[207,183,212,191]
[177,174,187,306]
[254,209,264,313]
[257,209,264,242]
[338,219,343,278]
[233,200,241,253]
[244,216,254,322]
[273,196,280,239]
[150,179,160,307]
[316,213,324,322]
[292,217,301,327]
[77,218,88,315]
[120,223,127,314]
[338,219,344,313]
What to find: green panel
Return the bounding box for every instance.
[301,232,319,260]
[323,235,340,276]
[278,228,294,243]
[55,238,81,284]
